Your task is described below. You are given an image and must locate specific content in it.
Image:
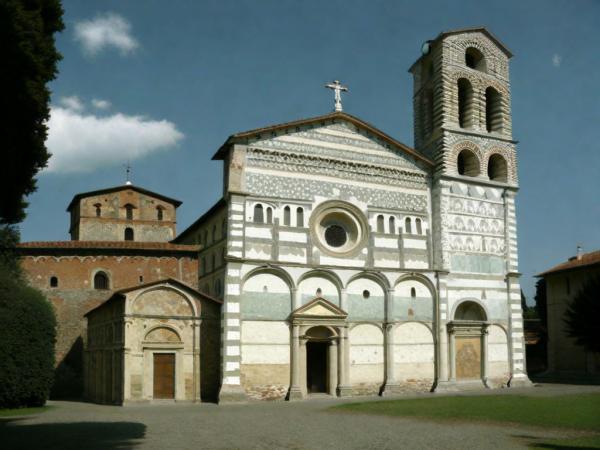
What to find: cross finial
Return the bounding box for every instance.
[325,80,348,112]
[124,161,132,185]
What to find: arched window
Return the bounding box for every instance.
[457,149,480,177]
[376,215,385,233]
[94,204,101,217]
[389,216,395,234]
[416,218,423,235]
[410,287,416,298]
[283,206,291,226]
[266,207,273,224]
[253,204,264,223]
[457,78,474,129]
[296,207,304,227]
[465,47,486,72]
[485,87,503,132]
[405,217,412,234]
[50,276,58,288]
[94,271,109,290]
[124,227,134,241]
[487,154,508,182]
[125,204,134,220]
[157,207,163,221]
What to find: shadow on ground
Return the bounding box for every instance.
[513,434,600,450]
[0,418,145,450]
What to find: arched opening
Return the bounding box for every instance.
[388,216,395,234]
[157,207,163,221]
[94,203,101,217]
[305,326,335,394]
[94,271,109,290]
[296,207,304,227]
[284,206,291,226]
[125,204,134,220]
[50,276,58,288]
[405,217,412,234]
[485,87,503,132]
[465,47,486,72]
[487,154,508,182]
[124,227,134,241]
[415,218,423,235]
[457,149,480,177]
[455,301,487,321]
[266,207,273,224]
[457,78,474,128]
[253,204,264,223]
[376,215,384,233]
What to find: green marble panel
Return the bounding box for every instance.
[347,294,384,321]
[241,292,291,320]
[450,254,504,274]
[392,297,433,321]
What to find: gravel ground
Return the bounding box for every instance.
[2,383,599,450]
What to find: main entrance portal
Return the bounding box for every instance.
[153,353,175,399]
[306,341,328,393]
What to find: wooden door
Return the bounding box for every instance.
[456,337,481,379]
[153,353,175,399]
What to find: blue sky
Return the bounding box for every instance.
[20,0,600,303]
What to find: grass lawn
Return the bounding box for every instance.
[0,406,51,417]
[333,393,600,432]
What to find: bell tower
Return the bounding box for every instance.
[410,28,531,388]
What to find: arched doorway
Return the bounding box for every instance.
[305,326,335,394]
[448,301,489,385]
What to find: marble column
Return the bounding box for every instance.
[336,327,352,397]
[482,325,489,387]
[448,329,456,382]
[287,324,303,400]
[328,340,338,396]
[381,323,399,395]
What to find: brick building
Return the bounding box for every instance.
[18,184,201,397]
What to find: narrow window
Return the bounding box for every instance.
[157,207,163,221]
[416,218,423,235]
[94,271,109,290]
[212,224,217,242]
[457,149,480,177]
[203,230,208,245]
[487,154,508,182]
[215,279,222,296]
[389,216,395,234]
[465,47,486,72]
[410,287,416,298]
[253,204,264,223]
[376,215,385,233]
[94,204,101,217]
[50,276,58,288]
[296,207,304,227]
[284,206,291,226]
[211,254,216,272]
[266,207,273,224]
[221,248,226,266]
[125,204,134,220]
[222,218,227,238]
[485,87,503,132]
[405,217,412,234]
[457,78,474,128]
[124,227,134,241]
[201,257,206,276]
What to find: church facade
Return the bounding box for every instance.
[173,27,531,401]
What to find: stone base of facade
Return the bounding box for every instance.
[434,379,488,393]
[336,384,353,397]
[379,382,401,396]
[218,384,247,403]
[286,386,304,401]
[508,374,534,388]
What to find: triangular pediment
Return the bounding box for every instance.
[292,297,347,318]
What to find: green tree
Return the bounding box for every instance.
[534,278,547,327]
[564,276,600,354]
[0,0,64,224]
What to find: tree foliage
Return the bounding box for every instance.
[564,276,600,354]
[534,278,547,327]
[0,261,57,408]
[0,0,64,224]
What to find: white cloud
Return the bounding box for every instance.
[74,12,139,56]
[552,54,562,67]
[59,95,84,112]
[91,98,111,110]
[46,107,184,173]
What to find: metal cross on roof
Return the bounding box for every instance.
[325,80,348,112]
[124,161,132,185]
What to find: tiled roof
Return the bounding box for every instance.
[18,241,199,252]
[537,250,600,277]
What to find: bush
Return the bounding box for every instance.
[0,264,56,408]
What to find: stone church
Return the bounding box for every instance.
[21,27,530,404]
